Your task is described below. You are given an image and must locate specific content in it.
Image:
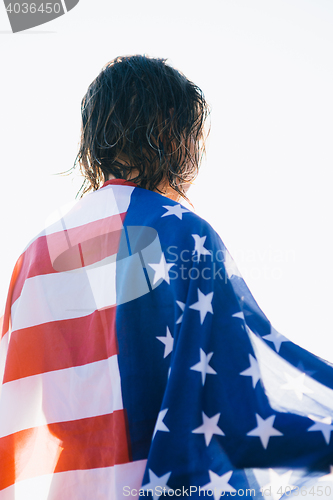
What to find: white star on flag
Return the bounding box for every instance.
[247,414,283,449]
[148,253,175,285]
[240,354,261,389]
[281,372,313,400]
[192,234,211,260]
[141,469,171,500]
[319,465,333,482]
[190,348,217,385]
[192,411,225,446]
[176,300,185,324]
[262,326,289,353]
[202,470,236,500]
[153,409,170,439]
[189,288,214,324]
[307,415,333,444]
[261,469,296,500]
[224,250,242,279]
[161,204,189,220]
[156,327,174,358]
[232,311,245,321]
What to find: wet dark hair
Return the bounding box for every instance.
[74,55,210,200]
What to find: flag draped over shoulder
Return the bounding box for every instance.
[1,178,333,500]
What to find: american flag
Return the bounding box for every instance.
[1,178,333,499]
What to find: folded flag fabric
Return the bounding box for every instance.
[1,178,333,499]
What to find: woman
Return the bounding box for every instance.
[1,55,333,499]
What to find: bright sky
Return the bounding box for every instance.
[1,0,333,360]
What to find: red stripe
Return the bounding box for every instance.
[3,306,118,383]
[0,410,131,491]
[1,254,24,339]
[10,213,125,306]
[102,179,138,188]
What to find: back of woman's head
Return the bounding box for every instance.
[76,55,210,200]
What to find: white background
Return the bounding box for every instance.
[0,0,333,360]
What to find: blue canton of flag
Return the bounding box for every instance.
[116,182,333,499]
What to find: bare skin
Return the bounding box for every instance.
[108,167,188,202]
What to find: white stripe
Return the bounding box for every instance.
[0,331,9,392]
[23,185,135,251]
[45,185,133,235]
[11,254,117,331]
[0,355,123,438]
[0,460,147,500]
